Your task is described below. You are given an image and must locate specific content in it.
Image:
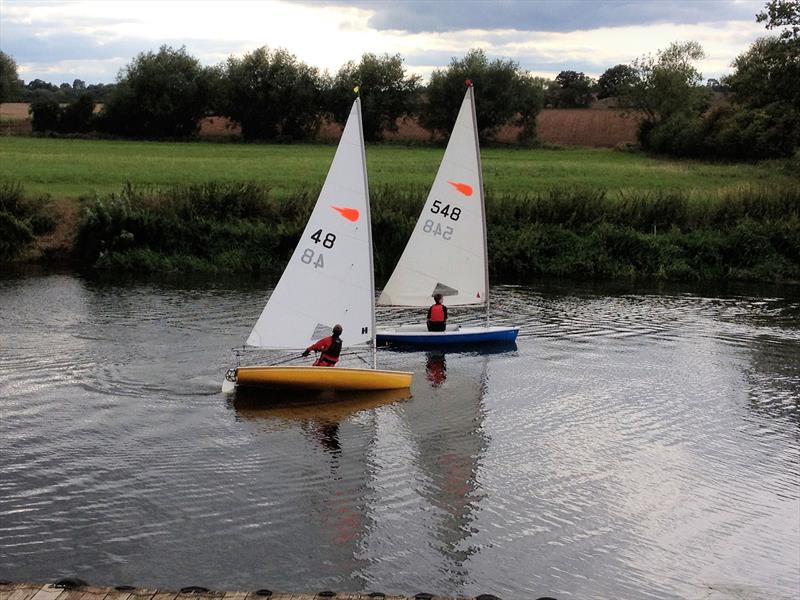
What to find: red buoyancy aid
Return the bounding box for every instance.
[312,335,342,366]
[429,303,446,322]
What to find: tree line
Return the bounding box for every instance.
[0,0,796,159]
[2,47,545,144]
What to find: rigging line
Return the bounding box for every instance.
[353,352,372,366]
[272,349,369,367]
[268,354,307,366]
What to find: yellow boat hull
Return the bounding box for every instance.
[234,365,413,391]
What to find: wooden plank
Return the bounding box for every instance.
[75,587,111,600]
[243,592,282,600]
[51,591,87,600]
[0,588,453,600]
[127,591,156,600]
[29,585,64,600]
[174,592,225,600]
[0,583,41,600]
[98,591,131,600]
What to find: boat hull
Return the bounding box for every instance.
[233,365,413,391]
[377,325,519,346]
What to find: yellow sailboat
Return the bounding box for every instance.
[222,96,412,394]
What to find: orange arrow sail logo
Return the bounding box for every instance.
[448,181,473,197]
[331,205,360,222]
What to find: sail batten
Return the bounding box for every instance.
[246,99,374,349]
[378,87,488,308]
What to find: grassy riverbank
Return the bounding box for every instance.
[69,182,799,283]
[1,136,798,282]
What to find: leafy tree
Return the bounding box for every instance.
[220,46,325,141]
[421,49,545,143]
[86,83,116,103]
[328,53,420,141]
[0,51,20,104]
[597,64,637,99]
[26,79,58,92]
[623,41,710,125]
[100,45,214,138]
[714,1,800,157]
[757,0,800,40]
[727,0,799,111]
[616,41,711,154]
[725,37,799,110]
[546,70,595,107]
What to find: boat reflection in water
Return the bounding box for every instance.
[228,350,497,592]
[425,351,447,387]
[422,341,517,389]
[228,384,416,580]
[230,386,413,425]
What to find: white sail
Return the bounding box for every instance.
[378,86,488,307]
[247,98,374,349]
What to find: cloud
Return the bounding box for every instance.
[0,0,766,84]
[308,0,762,33]
[393,18,764,79]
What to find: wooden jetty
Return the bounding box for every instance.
[0,582,523,600]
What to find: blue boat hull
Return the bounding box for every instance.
[377,325,519,347]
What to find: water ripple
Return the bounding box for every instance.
[0,274,798,598]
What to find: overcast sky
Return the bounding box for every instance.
[0,0,768,85]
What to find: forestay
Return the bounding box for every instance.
[378,86,488,307]
[247,99,374,349]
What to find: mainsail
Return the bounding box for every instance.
[247,98,375,349]
[378,86,488,307]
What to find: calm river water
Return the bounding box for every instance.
[1,271,798,599]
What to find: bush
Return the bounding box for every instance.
[703,103,800,160]
[0,211,34,261]
[76,183,313,273]
[640,113,706,157]
[29,94,98,134]
[74,182,800,283]
[0,183,53,261]
[59,93,96,133]
[30,98,60,132]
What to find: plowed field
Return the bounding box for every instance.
[201,108,642,147]
[4,102,641,147]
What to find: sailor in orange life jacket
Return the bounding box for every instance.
[427,293,448,332]
[302,324,343,366]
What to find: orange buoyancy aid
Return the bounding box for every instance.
[429,303,446,322]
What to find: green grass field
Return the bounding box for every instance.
[0,136,794,200]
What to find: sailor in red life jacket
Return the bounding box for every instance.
[427,293,448,332]
[302,324,343,366]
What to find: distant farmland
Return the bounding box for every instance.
[1,102,641,147]
[206,107,642,147]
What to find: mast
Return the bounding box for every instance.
[355,94,378,369]
[468,83,491,325]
